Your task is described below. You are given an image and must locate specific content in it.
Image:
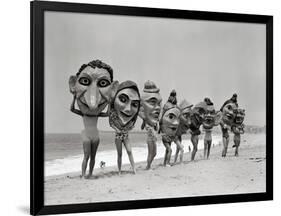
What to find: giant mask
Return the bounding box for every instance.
[177,99,193,135]
[160,90,181,137]
[69,60,114,116]
[139,80,162,127]
[232,108,245,134]
[202,98,222,130]
[221,102,238,126]
[160,106,181,136]
[109,81,140,130]
[190,101,207,128]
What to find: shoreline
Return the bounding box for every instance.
[45,135,223,177]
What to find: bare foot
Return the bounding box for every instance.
[80,175,88,179]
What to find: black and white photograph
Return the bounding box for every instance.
[43,9,268,206]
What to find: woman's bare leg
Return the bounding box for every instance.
[204,139,208,159]
[88,139,99,177]
[146,140,157,170]
[82,140,91,178]
[163,141,172,166]
[115,138,123,174]
[234,133,240,156]
[123,137,136,174]
[207,140,212,159]
[174,140,184,163]
[174,146,179,163]
[222,135,229,157]
[191,134,199,161]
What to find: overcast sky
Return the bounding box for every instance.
[44,11,266,133]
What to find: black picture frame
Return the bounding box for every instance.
[30,1,273,215]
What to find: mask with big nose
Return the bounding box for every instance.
[69,64,113,116]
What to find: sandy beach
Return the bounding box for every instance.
[44,133,266,205]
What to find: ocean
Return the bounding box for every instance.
[45,131,222,177]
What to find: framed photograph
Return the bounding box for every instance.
[30,0,273,215]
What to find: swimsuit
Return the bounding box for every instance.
[220,123,229,139]
[145,125,157,143]
[162,134,178,143]
[109,108,135,142]
[115,131,129,142]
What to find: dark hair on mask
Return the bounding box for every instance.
[167,89,177,105]
[76,59,113,81]
[204,97,213,106]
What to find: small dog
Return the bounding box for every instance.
[100,161,106,169]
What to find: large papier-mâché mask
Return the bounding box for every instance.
[139,81,162,127]
[69,66,114,116]
[234,108,245,126]
[177,99,193,133]
[222,102,238,126]
[203,105,222,130]
[232,108,245,134]
[114,88,140,126]
[191,102,207,126]
[160,107,181,136]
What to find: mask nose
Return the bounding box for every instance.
[154,106,161,112]
[84,82,101,110]
[172,119,179,126]
[123,103,132,115]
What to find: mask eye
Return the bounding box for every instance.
[227,105,232,110]
[168,113,175,120]
[147,98,157,106]
[118,94,128,103]
[98,79,110,88]
[78,77,91,86]
[132,101,140,108]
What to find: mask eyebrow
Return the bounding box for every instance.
[119,93,129,101]
[79,72,92,79]
[147,97,158,102]
[96,75,111,81]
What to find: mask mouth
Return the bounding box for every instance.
[226,113,234,120]
[235,116,244,124]
[204,115,214,123]
[120,111,133,118]
[151,111,160,119]
[169,126,178,131]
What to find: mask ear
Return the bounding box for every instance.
[110,80,119,101]
[214,111,223,126]
[138,105,145,119]
[69,76,77,94]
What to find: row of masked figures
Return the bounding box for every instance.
[69,59,245,179]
